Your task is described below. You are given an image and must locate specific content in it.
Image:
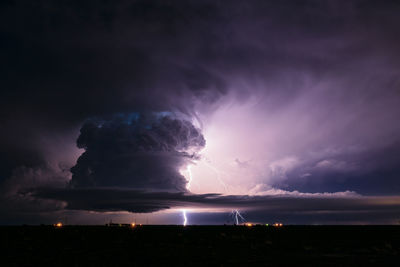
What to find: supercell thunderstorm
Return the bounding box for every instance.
[70,112,205,193]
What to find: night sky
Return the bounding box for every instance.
[1,0,400,225]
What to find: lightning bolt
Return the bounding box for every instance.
[185,164,193,190]
[179,158,242,226]
[232,209,245,225]
[182,155,227,193]
[202,160,228,193]
[180,164,194,226]
[203,159,247,224]
[182,209,188,226]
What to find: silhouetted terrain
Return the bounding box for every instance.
[1,225,399,266]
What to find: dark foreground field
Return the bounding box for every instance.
[1,225,400,266]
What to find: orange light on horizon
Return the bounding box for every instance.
[131,223,136,227]
[245,223,253,227]
[55,222,63,227]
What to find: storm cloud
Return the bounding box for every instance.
[1,0,400,224]
[35,187,400,224]
[70,113,205,191]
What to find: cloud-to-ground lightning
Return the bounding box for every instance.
[232,209,245,225]
[180,163,195,225]
[201,158,247,225]
[182,209,188,226]
[180,157,246,225]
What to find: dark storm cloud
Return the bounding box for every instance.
[1,0,226,220]
[35,187,400,219]
[0,0,228,184]
[1,0,400,224]
[70,113,205,191]
[269,141,400,195]
[0,0,229,122]
[1,0,400,177]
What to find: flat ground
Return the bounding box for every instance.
[1,225,400,266]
